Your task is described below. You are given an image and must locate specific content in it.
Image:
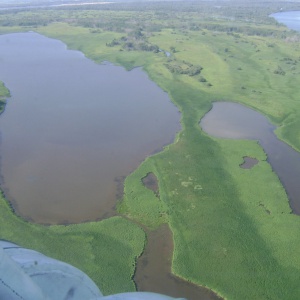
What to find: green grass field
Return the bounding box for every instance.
[0,2,300,299]
[0,190,145,295]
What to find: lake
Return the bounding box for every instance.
[0,32,181,224]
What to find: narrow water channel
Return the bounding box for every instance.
[137,173,222,299]
[200,102,300,214]
[135,225,222,300]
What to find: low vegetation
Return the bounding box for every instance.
[0,82,9,113]
[0,1,300,299]
[0,191,145,295]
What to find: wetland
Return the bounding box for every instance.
[0,32,180,224]
[200,102,300,214]
[1,2,300,300]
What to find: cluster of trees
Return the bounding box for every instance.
[194,23,288,37]
[106,28,159,52]
[0,100,5,112]
[273,57,299,75]
[281,57,298,65]
[165,59,203,76]
[0,12,51,27]
[274,66,286,75]
[1,0,299,40]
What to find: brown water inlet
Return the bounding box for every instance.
[138,173,222,300]
[135,225,222,300]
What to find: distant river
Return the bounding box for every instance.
[271,10,300,31]
[201,102,300,214]
[0,32,180,224]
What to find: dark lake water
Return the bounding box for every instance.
[0,32,180,224]
[201,102,300,214]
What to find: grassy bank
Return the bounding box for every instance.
[0,190,145,295]
[0,23,147,297]
[120,81,300,299]
[0,1,300,299]
[0,81,9,113]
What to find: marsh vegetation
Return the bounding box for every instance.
[0,1,300,299]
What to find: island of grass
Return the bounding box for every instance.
[0,82,9,113]
[0,1,300,299]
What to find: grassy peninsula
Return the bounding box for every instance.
[0,1,300,299]
[0,82,9,113]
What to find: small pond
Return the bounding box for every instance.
[135,224,222,300]
[271,10,300,31]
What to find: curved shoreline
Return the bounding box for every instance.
[135,224,223,300]
[200,101,300,215]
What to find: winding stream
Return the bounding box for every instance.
[200,102,300,214]
[135,225,221,300]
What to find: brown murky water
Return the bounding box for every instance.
[200,101,300,214]
[0,32,181,224]
[135,225,222,300]
[140,174,222,299]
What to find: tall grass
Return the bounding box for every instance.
[0,192,145,295]
[0,5,300,299]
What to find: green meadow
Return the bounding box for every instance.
[0,1,300,299]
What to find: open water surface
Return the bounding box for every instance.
[201,102,300,214]
[0,32,181,224]
[271,10,300,31]
[135,225,222,300]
